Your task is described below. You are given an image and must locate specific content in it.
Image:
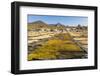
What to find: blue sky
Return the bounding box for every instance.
[28,15,88,26]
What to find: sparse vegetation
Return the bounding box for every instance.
[28,33,84,61]
[28,20,88,61]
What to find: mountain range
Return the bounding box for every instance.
[28,20,66,30]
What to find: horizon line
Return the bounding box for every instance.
[28,20,87,26]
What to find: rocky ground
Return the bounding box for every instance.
[28,29,88,61]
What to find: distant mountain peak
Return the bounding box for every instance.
[55,23,64,27]
[30,20,47,25]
